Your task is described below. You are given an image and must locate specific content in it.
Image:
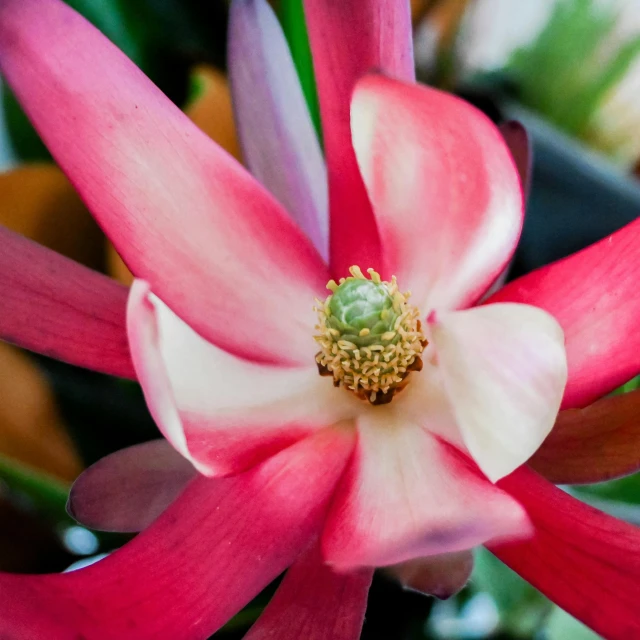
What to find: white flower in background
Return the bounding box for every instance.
[439,0,640,169]
[588,0,640,168]
[455,0,556,75]
[456,0,640,76]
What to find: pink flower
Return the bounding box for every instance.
[0,0,640,638]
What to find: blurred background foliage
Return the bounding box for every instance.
[2,1,640,638]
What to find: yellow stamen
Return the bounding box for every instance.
[314,266,426,405]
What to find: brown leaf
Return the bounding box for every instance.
[0,342,82,482]
[0,164,103,269]
[530,390,640,484]
[186,65,241,162]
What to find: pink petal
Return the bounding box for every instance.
[322,415,530,570]
[493,467,640,639]
[228,0,328,258]
[530,390,640,484]
[351,75,523,309]
[68,440,196,532]
[428,303,567,481]
[499,121,532,201]
[303,0,414,276]
[245,545,372,640]
[487,217,640,408]
[0,0,328,366]
[388,551,474,599]
[0,225,134,378]
[127,281,357,475]
[0,426,355,640]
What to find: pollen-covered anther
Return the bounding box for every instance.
[314,266,427,405]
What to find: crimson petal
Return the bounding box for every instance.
[493,467,640,639]
[351,76,523,311]
[0,427,355,639]
[0,225,134,378]
[488,217,640,408]
[303,0,414,276]
[245,545,372,640]
[0,0,328,366]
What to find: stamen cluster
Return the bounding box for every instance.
[314,266,426,405]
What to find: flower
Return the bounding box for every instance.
[0,64,238,487]
[0,0,640,639]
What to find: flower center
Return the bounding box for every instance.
[314,266,427,405]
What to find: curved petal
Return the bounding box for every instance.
[68,440,196,532]
[0,426,355,640]
[351,75,523,309]
[303,0,414,276]
[487,217,640,409]
[229,0,328,258]
[322,415,530,570]
[0,0,328,366]
[0,225,134,379]
[388,551,474,599]
[127,280,357,475]
[104,65,243,287]
[245,545,372,640]
[499,121,532,202]
[530,390,640,484]
[493,467,640,640]
[429,303,567,482]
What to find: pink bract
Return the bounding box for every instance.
[0,0,639,639]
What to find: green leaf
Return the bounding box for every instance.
[502,0,640,140]
[544,606,603,640]
[1,88,51,162]
[65,0,147,65]
[574,471,640,505]
[0,454,71,524]
[612,375,640,395]
[472,548,550,636]
[276,0,323,141]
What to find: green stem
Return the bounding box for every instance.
[276,0,322,141]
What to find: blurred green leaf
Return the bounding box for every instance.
[0,454,71,524]
[577,34,640,133]
[574,471,640,505]
[472,548,550,637]
[66,0,147,63]
[1,88,51,162]
[502,0,640,140]
[219,606,263,632]
[613,375,640,395]
[544,606,602,640]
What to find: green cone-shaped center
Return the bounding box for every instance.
[327,278,399,347]
[314,266,426,404]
